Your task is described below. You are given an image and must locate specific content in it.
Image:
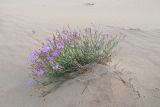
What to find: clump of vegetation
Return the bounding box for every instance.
[28,25,120,86]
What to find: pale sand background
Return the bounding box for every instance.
[0,0,160,107]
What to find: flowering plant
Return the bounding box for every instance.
[28,25,120,85]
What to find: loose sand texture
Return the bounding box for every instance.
[0,0,160,107]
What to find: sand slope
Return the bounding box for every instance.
[0,0,160,107]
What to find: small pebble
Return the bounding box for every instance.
[83,2,94,6]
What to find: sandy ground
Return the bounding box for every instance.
[0,0,160,107]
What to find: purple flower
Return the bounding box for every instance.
[52,63,59,69]
[39,51,46,56]
[51,50,59,57]
[62,30,68,35]
[42,45,50,52]
[45,49,61,62]
[72,31,78,37]
[28,50,37,64]
[56,42,64,50]
[95,35,107,49]
[34,62,42,70]
[27,79,33,85]
[33,69,45,76]
[55,35,62,41]
[45,56,53,62]
[65,38,73,44]
[40,45,50,56]
[61,32,66,36]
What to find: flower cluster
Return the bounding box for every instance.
[28,25,120,84]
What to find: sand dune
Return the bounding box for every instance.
[0,0,160,107]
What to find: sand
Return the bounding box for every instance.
[0,0,160,107]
